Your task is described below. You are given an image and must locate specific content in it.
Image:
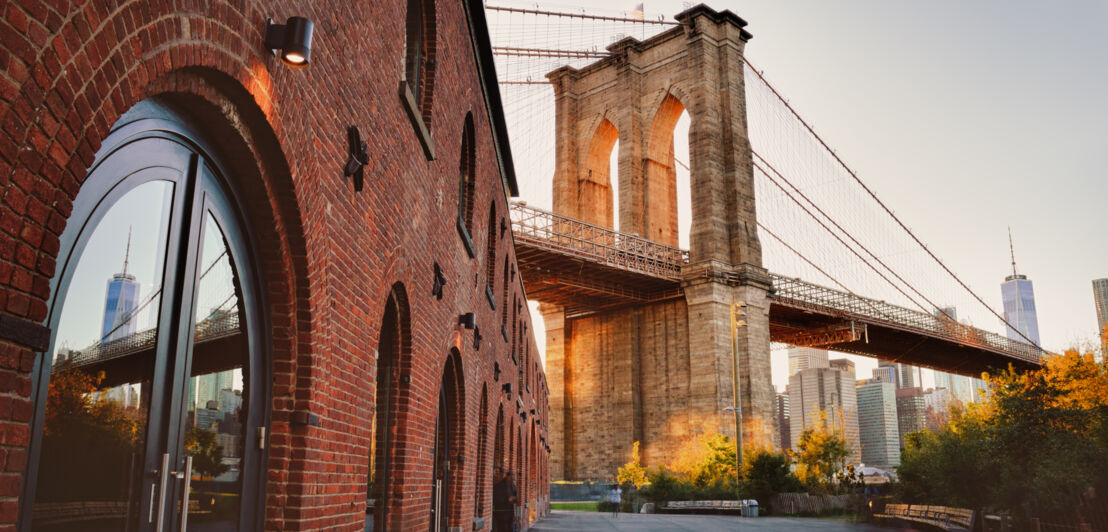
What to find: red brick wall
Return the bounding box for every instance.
[0,1,550,531]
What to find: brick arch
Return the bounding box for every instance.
[0,7,314,527]
[642,92,688,247]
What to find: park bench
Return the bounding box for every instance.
[663,500,742,513]
[875,503,975,531]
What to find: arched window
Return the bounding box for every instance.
[500,258,510,340]
[369,283,411,531]
[402,0,436,158]
[25,100,268,530]
[456,113,477,256]
[484,203,497,307]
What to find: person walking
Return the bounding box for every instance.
[608,484,622,518]
[493,469,518,532]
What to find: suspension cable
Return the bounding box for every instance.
[744,58,1041,350]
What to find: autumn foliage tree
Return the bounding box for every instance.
[896,348,1108,521]
[792,411,851,492]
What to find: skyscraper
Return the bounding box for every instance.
[877,360,920,390]
[787,347,829,377]
[895,387,927,448]
[789,360,860,464]
[101,231,140,342]
[776,391,791,453]
[1001,230,1041,346]
[856,380,900,468]
[872,365,897,385]
[1094,278,1108,356]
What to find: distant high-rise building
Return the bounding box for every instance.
[949,374,975,405]
[898,364,920,389]
[872,365,897,385]
[788,347,829,377]
[856,380,900,468]
[932,370,951,391]
[1094,278,1108,356]
[789,361,860,464]
[877,360,920,390]
[1001,229,1041,346]
[895,387,927,448]
[101,230,141,343]
[776,391,791,452]
[923,387,953,430]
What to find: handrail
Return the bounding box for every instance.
[510,202,687,280]
[57,311,241,368]
[509,202,1045,365]
[769,274,1045,364]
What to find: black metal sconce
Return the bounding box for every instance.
[520,411,528,422]
[459,312,476,329]
[265,16,314,68]
[343,126,368,191]
[530,409,536,416]
[432,262,447,300]
[502,382,512,396]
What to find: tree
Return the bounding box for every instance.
[896,348,1108,521]
[186,426,230,480]
[617,441,650,489]
[792,410,850,492]
[741,448,802,510]
[38,365,145,501]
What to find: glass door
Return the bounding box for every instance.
[28,113,265,532]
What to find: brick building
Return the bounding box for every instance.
[0,1,549,531]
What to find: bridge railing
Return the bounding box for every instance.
[769,274,1045,364]
[59,312,241,368]
[510,202,687,279]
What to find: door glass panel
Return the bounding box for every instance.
[183,212,246,531]
[32,180,174,532]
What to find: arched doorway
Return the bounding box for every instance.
[430,349,464,532]
[24,99,269,531]
[367,284,410,531]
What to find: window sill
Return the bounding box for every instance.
[457,216,477,258]
[485,285,497,310]
[398,81,434,160]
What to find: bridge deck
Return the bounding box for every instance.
[510,202,1044,375]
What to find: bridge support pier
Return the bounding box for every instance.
[683,265,777,452]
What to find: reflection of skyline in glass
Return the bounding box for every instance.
[100,230,141,342]
[53,181,172,364]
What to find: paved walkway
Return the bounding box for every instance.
[530,510,906,531]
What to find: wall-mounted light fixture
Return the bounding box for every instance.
[344,126,368,191]
[502,382,512,396]
[459,312,476,329]
[265,17,314,68]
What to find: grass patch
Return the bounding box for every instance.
[550,501,599,512]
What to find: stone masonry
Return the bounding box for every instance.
[541,5,776,480]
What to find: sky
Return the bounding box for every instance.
[491,1,1108,391]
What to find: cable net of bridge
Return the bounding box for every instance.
[487,2,1045,356]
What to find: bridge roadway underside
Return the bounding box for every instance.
[515,242,1038,377]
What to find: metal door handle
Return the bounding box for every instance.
[155,453,170,532]
[179,455,193,531]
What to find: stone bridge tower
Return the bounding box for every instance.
[540,5,776,480]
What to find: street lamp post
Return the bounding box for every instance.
[728,302,745,466]
[724,405,741,494]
